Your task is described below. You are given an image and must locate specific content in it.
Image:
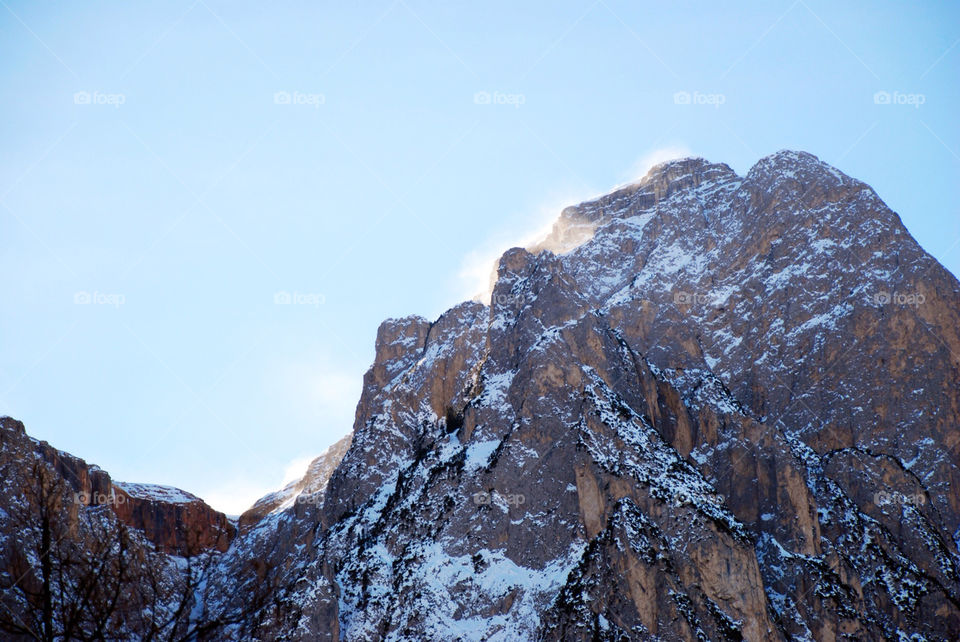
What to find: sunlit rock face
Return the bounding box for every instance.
[216,150,956,640]
[1,417,235,556]
[3,151,959,640]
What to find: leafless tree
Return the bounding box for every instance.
[0,459,278,640]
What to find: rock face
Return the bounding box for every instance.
[110,482,235,554]
[0,417,255,640]
[238,433,352,534]
[218,150,956,641]
[1,417,235,555]
[2,150,959,640]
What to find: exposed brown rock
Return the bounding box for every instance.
[3,417,234,556]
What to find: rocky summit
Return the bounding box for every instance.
[2,150,958,640]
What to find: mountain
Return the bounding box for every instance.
[237,434,352,535]
[2,150,958,640]
[0,416,242,640]
[0,417,234,556]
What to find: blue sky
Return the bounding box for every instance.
[1,0,957,513]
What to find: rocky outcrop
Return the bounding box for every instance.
[238,433,353,534]
[2,417,234,555]
[110,482,235,554]
[0,417,266,640]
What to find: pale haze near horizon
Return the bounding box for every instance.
[1,1,957,513]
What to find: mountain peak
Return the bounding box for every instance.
[746,148,852,189]
[641,155,733,183]
[4,152,959,640]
